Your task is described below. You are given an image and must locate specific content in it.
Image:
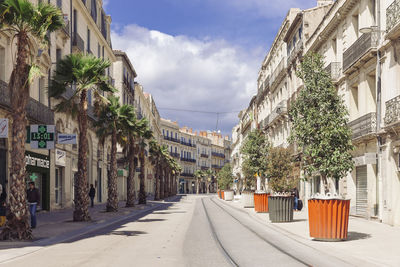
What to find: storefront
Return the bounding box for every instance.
[25,151,50,210]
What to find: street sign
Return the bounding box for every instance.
[30,125,55,149]
[0,119,8,138]
[57,133,77,144]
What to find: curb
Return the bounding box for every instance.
[0,196,180,264]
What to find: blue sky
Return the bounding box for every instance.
[105,0,317,135]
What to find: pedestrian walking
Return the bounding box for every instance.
[0,184,6,227]
[292,187,299,211]
[89,184,96,208]
[27,182,40,228]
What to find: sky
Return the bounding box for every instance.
[105,0,317,135]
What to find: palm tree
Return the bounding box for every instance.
[49,54,114,221]
[95,96,135,212]
[0,0,63,240]
[137,120,153,204]
[159,146,169,199]
[205,169,214,194]
[149,140,161,200]
[194,170,205,194]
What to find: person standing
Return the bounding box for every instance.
[0,184,6,227]
[89,184,96,208]
[292,187,299,211]
[27,182,40,228]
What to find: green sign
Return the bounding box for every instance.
[30,125,55,149]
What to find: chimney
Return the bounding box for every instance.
[317,0,333,7]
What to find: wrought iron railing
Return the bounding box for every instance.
[212,165,222,169]
[287,41,303,65]
[0,80,54,124]
[269,57,286,88]
[72,32,85,52]
[211,152,225,158]
[387,0,400,32]
[200,153,209,158]
[169,152,180,158]
[181,173,194,177]
[325,62,341,81]
[384,95,400,126]
[343,30,379,72]
[201,166,209,170]
[348,112,376,140]
[269,100,288,123]
[61,20,70,37]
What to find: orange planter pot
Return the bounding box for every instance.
[217,190,221,198]
[254,193,269,213]
[221,190,225,200]
[308,198,350,241]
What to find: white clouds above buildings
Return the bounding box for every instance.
[111,25,260,134]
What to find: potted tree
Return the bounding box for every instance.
[216,164,233,201]
[240,130,269,209]
[289,53,354,241]
[266,147,297,222]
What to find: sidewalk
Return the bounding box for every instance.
[220,196,400,267]
[0,196,182,263]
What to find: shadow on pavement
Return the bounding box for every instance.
[347,231,371,241]
[108,230,147,237]
[137,219,166,223]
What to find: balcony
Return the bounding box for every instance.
[0,80,54,125]
[348,112,376,140]
[212,165,223,169]
[200,153,209,158]
[325,62,341,82]
[181,140,196,147]
[387,0,400,39]
[211,152,225,158]
[169,152,180,158]
[180,157,196,163]
[269,100,288,125]
[181,173,194,178]
[201,166,209,170]
[58,20,70,39]
[384,95,400,127]
[343,30,378,73]
[72,33,85,52]
[287,41,303,66]
[269,57,287,90]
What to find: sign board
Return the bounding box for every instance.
[353,153,377,167]
[57,133,77,145]
[0,119,8,138]
[30,125,55,149]
[25,152,50,169]
[55,149,66,167]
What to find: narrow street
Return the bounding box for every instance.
[1,195,375,267]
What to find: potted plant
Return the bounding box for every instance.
[289,53,354,241]
[266,147,297,222]
[240,130,269,209]
[216,164,233,201]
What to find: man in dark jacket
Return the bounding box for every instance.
[27,182,40,228]
[292,187,299,211]
[89,184,95,208]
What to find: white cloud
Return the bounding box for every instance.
[111,25,261,134]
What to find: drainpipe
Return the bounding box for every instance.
[376,0,383,221]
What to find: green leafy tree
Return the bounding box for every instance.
[241,159,256,189]
[95,96,136,212]
[240,129,269,187]
[266,147,297,193]
[216,164,233,190]
[0,0,63,240]
[50,54,114,221]
[289,53,354,194]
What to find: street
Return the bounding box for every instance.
[1,195,386,267]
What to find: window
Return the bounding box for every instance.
[162,129,165,136]
[87,28,91,53]
[91,0,97,22]
[57,0,62,8]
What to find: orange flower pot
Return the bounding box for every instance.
[308,198,350,241]
[221,190,225,200]
[254,193,269,213]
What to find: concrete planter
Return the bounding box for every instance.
[254,193,269,213]
[224,190,234,201]
[268,196,294,222]
[308,198,350,241]
[241,191,254,208]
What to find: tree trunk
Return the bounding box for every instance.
[0,32,32,240]
[106,131,118,212]
[153,163,159,201]
[126,137,136,207]
[196,179,200,194]
[138,149,146,204]
[206,180,210,194]
[165,169,169,198]
[73,90,91,222]
[160,166,164,199]
[321,174,329,195]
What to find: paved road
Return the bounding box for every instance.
[2,195,359,267]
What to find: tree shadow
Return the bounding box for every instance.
[347,231,371,241]
[108,230,147,237]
